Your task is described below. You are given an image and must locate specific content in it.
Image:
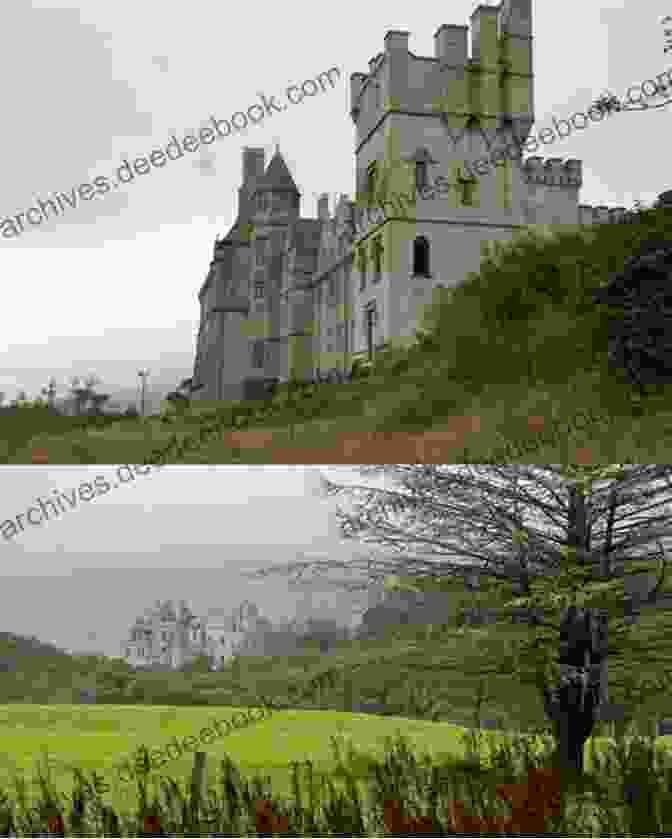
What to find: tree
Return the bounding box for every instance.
[244,464,672,782]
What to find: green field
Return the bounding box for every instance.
[2,702,671,819]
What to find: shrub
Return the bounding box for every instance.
[593,239,672,392]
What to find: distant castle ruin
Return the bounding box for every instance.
[122,599,273,670]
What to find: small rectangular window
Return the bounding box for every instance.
[415,161,428,191]
[252,340,265,368]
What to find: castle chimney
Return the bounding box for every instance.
[317,193,330,221]
[242,147,265,187]
[434,24,468,67]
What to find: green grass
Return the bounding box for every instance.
[0,560,671,833]
[1,702,670,822]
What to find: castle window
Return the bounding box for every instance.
[372,237,383,283]
[415,161,428,192]
[413,236,431,277]
[364,303,377,360]
[254,281,265,299]
[366,161,377,204]
[252,340,265,368]
[358,248,367,291]
[458,169,477,206]
[328,276,335,300]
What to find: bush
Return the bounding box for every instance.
[592,239,672,392]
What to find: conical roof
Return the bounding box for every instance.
[254,152,300,194]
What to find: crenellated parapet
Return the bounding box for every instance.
[522,156,582,187]
[578,204,633,226]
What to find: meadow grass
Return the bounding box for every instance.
[4,363,670,464]
[1,701,672,835]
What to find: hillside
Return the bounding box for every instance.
[3,559,669,746]
[0,632,133,704]
[2,203,670,465]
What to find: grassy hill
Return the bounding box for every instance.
[0,561,670,832]
[2,555,669,741]
[2,204,672,464]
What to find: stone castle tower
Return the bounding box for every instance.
[122,599,265,670]
[190,0,631,402]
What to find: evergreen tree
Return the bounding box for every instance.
[245,464,672,782]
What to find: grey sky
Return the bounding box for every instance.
[0,464,670,658]
[0,466,384,657]
[0,0,669,407]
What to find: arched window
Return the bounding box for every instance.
[413,236,430,277]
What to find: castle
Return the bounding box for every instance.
[122,599,271,670]
[189,0,633,402]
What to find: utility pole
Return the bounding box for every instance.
[138,369,150,418]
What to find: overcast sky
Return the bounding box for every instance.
[0,466,394,657]
[0,464,670,658]
[0,0,669,407]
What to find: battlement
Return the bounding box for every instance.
[349,0,533,125]
[522,156,582,187]
[578,204,633,225]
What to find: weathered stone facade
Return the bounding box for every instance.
[191,0,632,402]
[121,599,266,670]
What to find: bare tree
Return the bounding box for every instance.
[244,464,672,781]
